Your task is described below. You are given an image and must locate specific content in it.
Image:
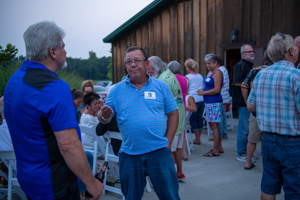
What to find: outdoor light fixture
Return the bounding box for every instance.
[231,29,238,41]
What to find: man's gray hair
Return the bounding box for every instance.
[167,61,181,74]
[240,44,253,54]
[149,56,167,73]
[23,21,65,61]
[267,33,295,63]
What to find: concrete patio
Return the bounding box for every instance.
[100,119,285,200]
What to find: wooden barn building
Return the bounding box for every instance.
[103,0,300,83]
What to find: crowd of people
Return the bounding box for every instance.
[0,20,300,200]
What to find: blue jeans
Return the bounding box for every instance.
[261,132,300,200]
[119,148,180,200]
[190,101,205,132]
[219,104,227,138]
[236,106,250,156]
[78,151,94,193]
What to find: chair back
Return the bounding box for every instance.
[0,151,26,200]
[79,125,98,175]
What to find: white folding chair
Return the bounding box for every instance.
[0,151,26,200]
[79,125,98,175]
[185,112,194,155]
[103,131,152,199]
[202,110,212,136]
[79,125,119,181]
[226,97,234,131]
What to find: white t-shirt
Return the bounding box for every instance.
[0,119,13,151]
[186,73,204,103]
[0,119,16,169]
[80,113,101,156]
[218,66,230,103]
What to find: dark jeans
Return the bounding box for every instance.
[190,101,205,132]
[261,132,300,200]
[119,148,180,200]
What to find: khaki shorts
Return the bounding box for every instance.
[247,113,263,143]
[171,132,184,152]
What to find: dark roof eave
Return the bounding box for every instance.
[103,0,173,44]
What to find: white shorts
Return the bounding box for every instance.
[171,132,184,152]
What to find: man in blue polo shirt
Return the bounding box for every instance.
[4,21,103,200]
[98,46,180,199]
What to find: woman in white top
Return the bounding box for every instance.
[80,92,102,156]
[218,62,230,139]
[185,59,205,145]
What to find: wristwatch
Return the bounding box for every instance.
[101,115,108,121]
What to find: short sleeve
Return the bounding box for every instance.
[104,86,116,117]
[161,82,178,114]
[39,80,78,132]
[247,85,256,105]
[242,70,252,89]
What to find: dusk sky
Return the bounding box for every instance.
[0,0,154,59]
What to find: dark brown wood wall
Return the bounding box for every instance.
[111,0,299,83]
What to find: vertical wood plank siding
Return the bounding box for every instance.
[111,0,300,82]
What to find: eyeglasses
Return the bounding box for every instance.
[92,102,101,106]
[124,59,146,66]
[242,51,255,54]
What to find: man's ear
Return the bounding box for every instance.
[49,47,56,59]
[289,47,296,57]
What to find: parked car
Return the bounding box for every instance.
[94,85,108,99]
[96,81,112,88]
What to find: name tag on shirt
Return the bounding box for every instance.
[144,91,156,99]
[206,78,211,82]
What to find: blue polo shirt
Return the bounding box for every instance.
[105,76,178,155]
[4,61,80,200]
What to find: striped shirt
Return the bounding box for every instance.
[219,66,230,103]
[248,60,300,136]
[105,76,178,155]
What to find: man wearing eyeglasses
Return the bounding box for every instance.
[247,33,300,200]
[232,44,255,163]
[98,46,181,200]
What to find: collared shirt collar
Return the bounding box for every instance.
[125,74,151,86]
[22,60,59,77]
[275,60,296,68]
[241,59,254,66]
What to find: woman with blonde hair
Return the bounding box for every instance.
[185,59,205,145]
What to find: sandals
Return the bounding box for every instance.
[210,149,224,153]
[193,139,201,145]
[203,150,220,157]
[182,154,188,161]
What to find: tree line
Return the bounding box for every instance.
[0,44,112,96]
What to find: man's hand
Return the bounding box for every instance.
[97,105,113,124]
[165,110,179,148]
[86,178,104,200]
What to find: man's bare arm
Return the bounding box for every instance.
[235,83,242,87]
[165,110,179,148]
[241,87,250,105]
[54,128,103,200]
[247,102,256,112]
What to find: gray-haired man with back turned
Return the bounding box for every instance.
[4,21,103,200]
[247,33,300,200]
